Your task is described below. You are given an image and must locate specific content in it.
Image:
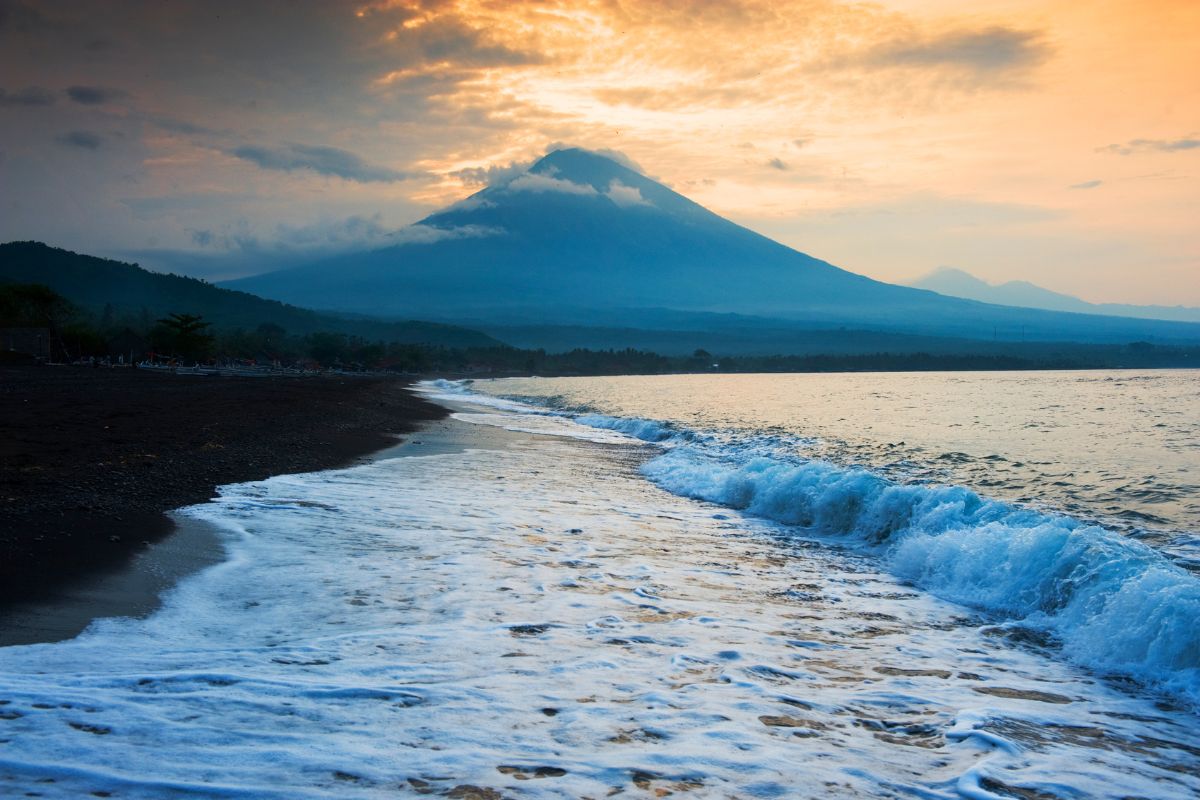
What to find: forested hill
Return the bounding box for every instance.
[0,241,500,348]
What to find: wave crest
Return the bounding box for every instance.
[643,447,1200,705]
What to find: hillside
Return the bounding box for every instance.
[0,242,501,348]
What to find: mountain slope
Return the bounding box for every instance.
[0,241,501,347]
[228,148,1200,345]
[909,267,1200,323]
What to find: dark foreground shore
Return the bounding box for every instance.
[0,365,446,606]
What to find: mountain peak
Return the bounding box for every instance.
[533,146,640,173]
[525,147,647,194]
[426,145,702,222]
[911,266,991,291]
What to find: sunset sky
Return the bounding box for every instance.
[1,0,1197,304]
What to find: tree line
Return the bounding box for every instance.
[3,282,1196,374]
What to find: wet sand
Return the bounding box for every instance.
[0,365,446,636]
[0,515,225,646]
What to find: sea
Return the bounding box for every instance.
[0,370,1197,799]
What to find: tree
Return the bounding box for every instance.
[153,313,214,361]
[306,331,347,366]
[0,283,75,329]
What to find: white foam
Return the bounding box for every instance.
[414,379,537,412]
[1,430,1197,798]
[436,379,1200,708]
[643,447,1200,706]
[575,414,677,442]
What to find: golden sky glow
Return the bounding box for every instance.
[1,0,1197,302]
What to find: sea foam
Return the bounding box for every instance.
[434,380,1200,707]
[641,447,1200,704]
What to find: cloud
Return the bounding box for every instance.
[390,223,503,245]
[57,130,103,149]
[452,146,646,192]
[190,229,217,247]
[365,13,545,77]
[767,158,788,171]
[66,85,127,105]
[605,180,652,208]
[0,85,56,106]
[858,26,1049,75]
[1069,179,1102,190]
[591,84,753,113]
[145,114,226,137]
[452,159,532,187]
[188,214,395,253]
[229,143,413,183]
[0,0,55,34]
[1101,138,1200,155]
[505,173,598,196]
[131,215,504,281]
[186,213,500,254]
[121,193,252,218]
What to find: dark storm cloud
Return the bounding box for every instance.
[859,26,1049,74]
[229,143,413,183]
[0,85,55,106]
[66,85,127,105]
[1101,138,1200,155]
[57,130,103,149]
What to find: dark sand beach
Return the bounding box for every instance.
[0,365,447,615]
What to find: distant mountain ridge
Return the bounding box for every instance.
[908,267,1200,323]
[226,148,1200,346]
[0,241,501,348]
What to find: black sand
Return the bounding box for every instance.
[0,365,447,611]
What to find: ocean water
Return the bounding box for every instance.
[480,371,1200,541]
[0,371,1197,798]
[471,372,1200,700]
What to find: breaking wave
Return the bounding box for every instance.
[428,379,1200,708]
[642,447,1200,705]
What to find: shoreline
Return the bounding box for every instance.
[0,403,519,647]
[2,396,1193,797]
[0,365,447,639]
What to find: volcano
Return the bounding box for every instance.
[226,148,1200,347]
